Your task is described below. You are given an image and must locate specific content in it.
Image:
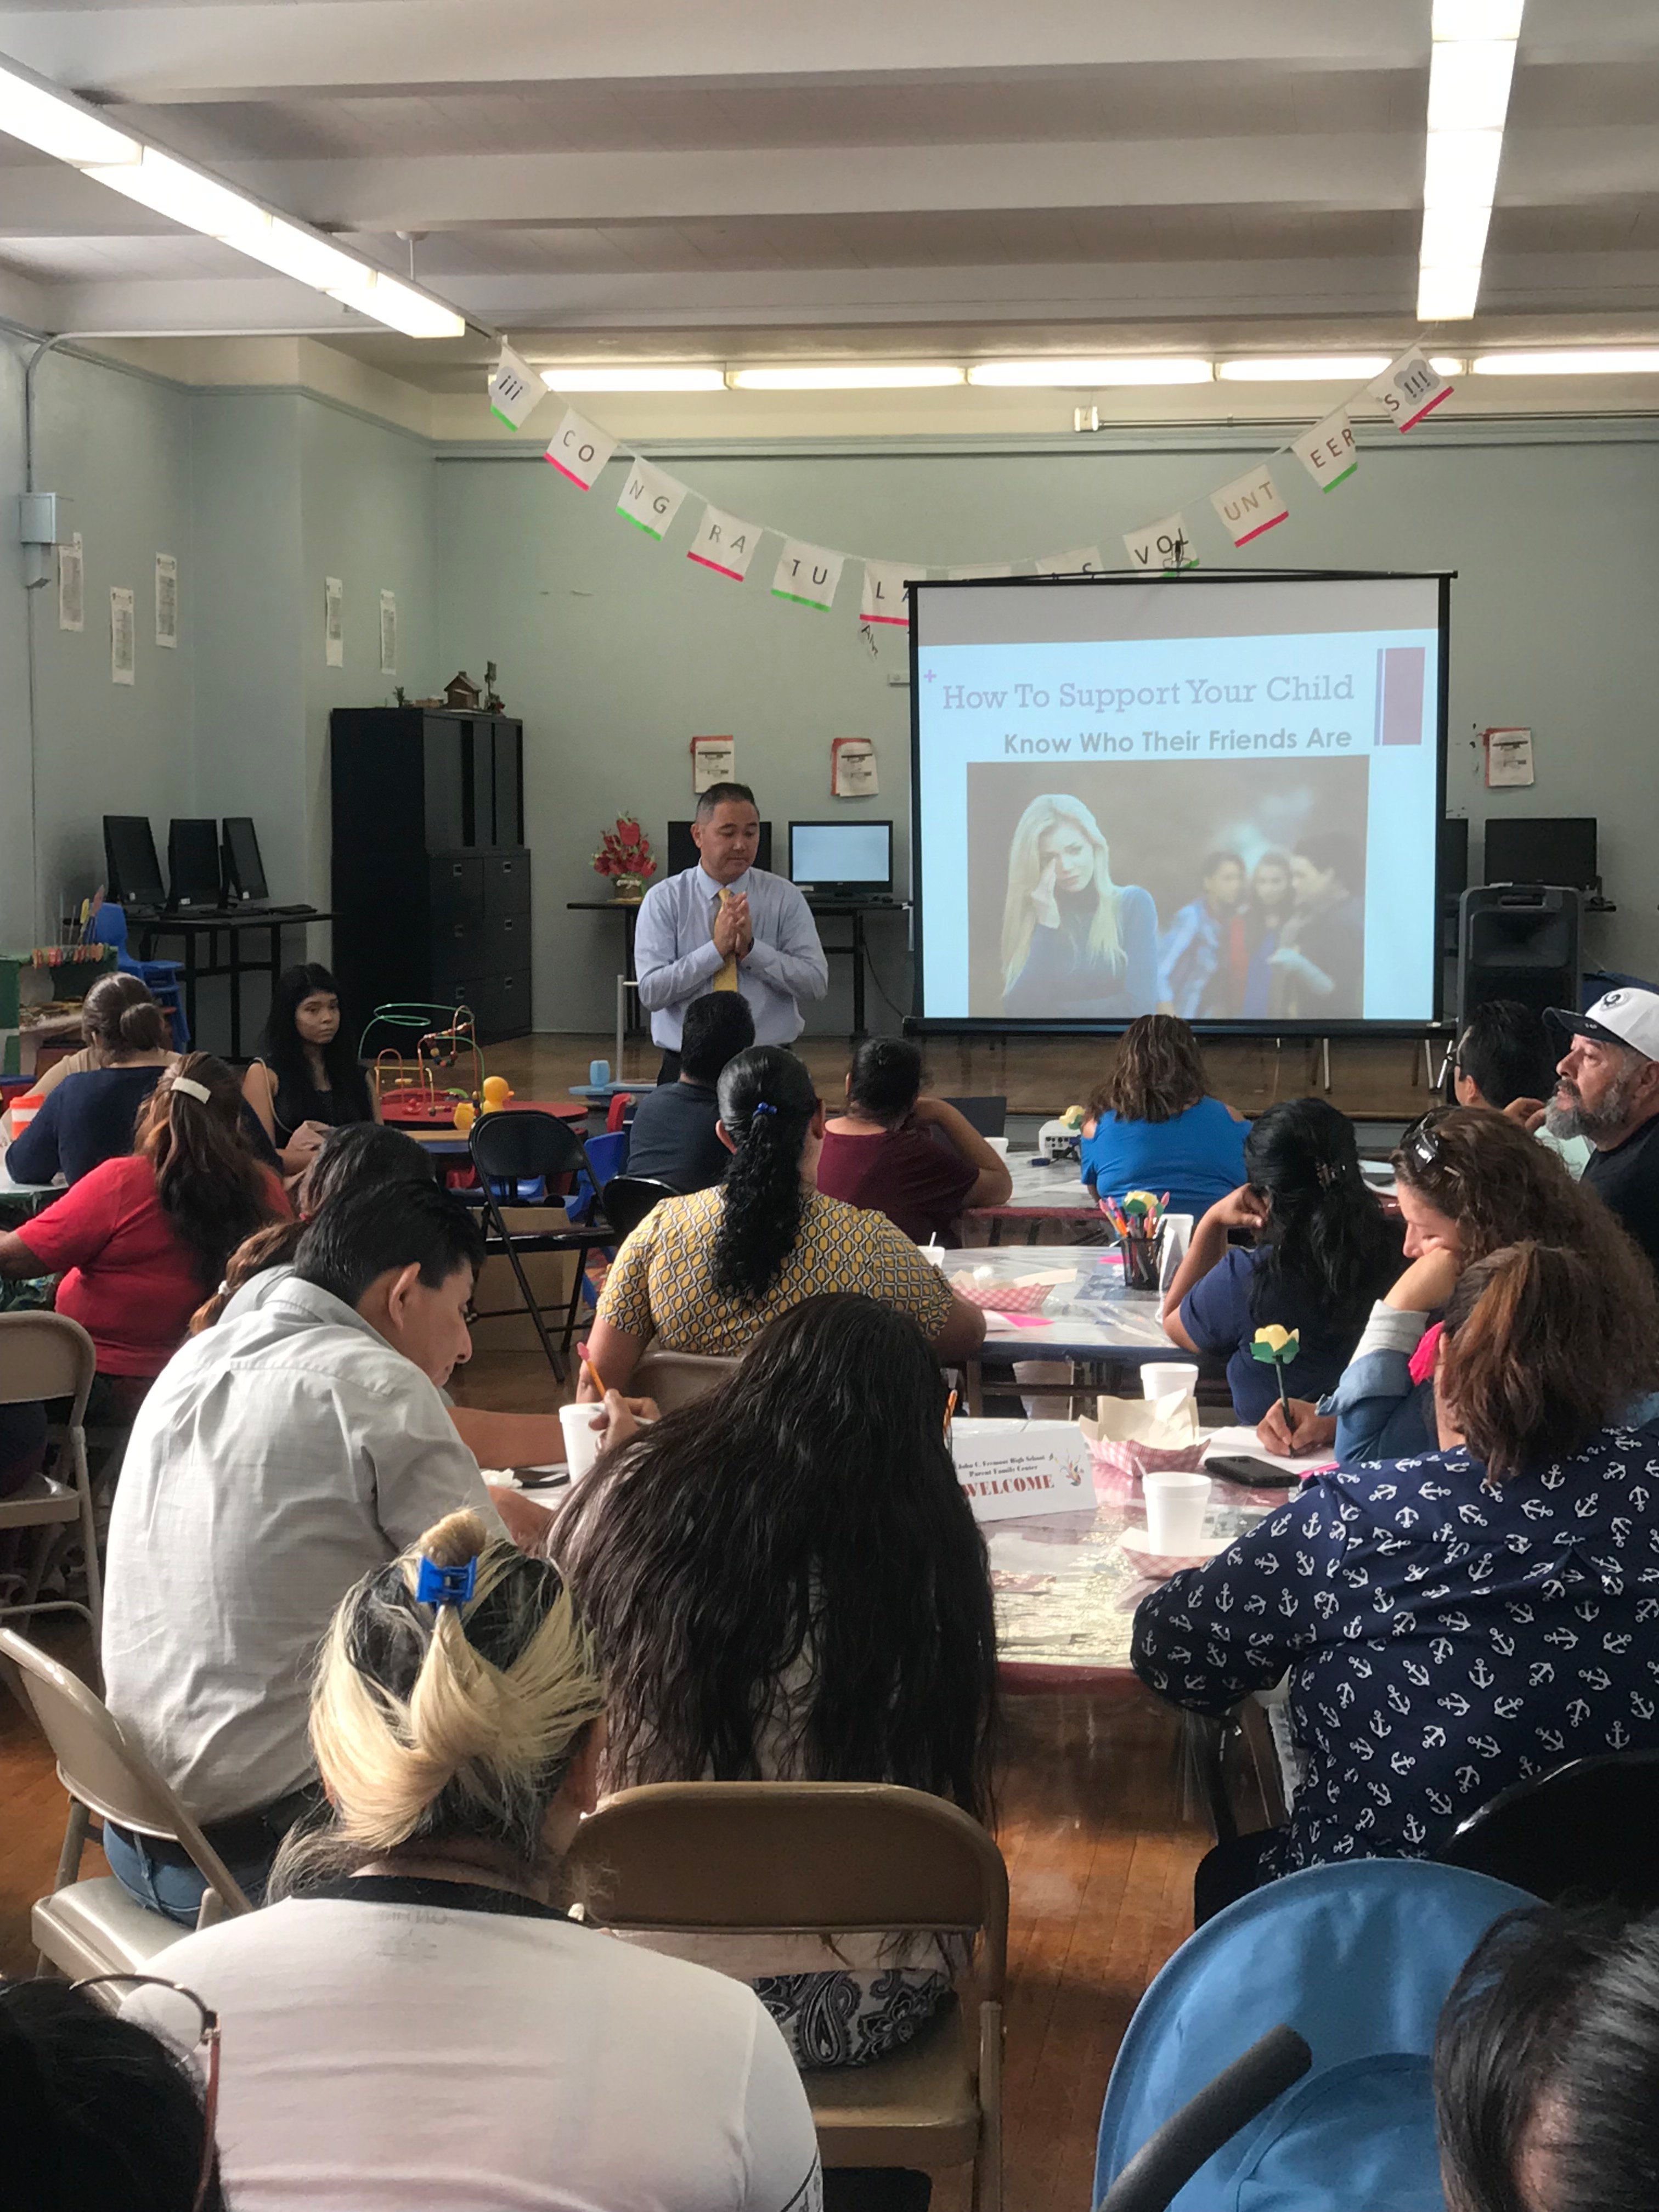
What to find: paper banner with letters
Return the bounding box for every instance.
[1210,463,1289,548]
[830,736,878,797]
[1366,349,1454,433]
[488,346,543,432]
[860,558,923,627]
[686,505,762,582]
[544,408,617,489]
[691,736,735,793]
[1293,410,1358,492]
[616,457,690,540]
[772,539,846,612]
[1034,546,1104,575]
[1124,512,1198,572]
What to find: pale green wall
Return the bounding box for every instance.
[0,340,32,946]
[435,430,1659,1033]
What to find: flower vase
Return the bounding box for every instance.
[611,874,646,902]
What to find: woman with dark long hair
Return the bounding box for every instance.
[243,962,377,1176]
[1160,1096,1401,1424]
[1137,1240,1659,1916]
[1080,1013,1248,1222]
[818,1035,1011,1244]
[554,1292,998,2067]
[0,1054,285,1410]
[580,1045,984,1397]
[5,972,174,1186]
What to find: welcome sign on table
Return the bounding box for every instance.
[951,1420,1095,1523]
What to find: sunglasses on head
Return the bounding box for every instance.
[1399,1108,1459,1177]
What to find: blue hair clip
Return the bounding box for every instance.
[415,1555,477,1609]
[751,1100,777,1120]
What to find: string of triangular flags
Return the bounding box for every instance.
[486,343,1454,633]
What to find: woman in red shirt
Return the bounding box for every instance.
[0,1054,286,1414]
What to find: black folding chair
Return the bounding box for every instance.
[601,1175,679,1244]
[467,1110,614,1381]
[1436,1748,1659,1910]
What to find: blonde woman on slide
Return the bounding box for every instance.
[1000,793,1158,1018]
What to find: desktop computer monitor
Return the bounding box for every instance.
[666,820,774,876]
[103,815,166,910]
[1483,816,1598,891]
[168,818,222,909]
[788,820,893,898]
[221,816,269,902]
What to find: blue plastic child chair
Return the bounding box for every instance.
[84,904,189,1051]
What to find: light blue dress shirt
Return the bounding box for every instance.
[633,865,830,1049]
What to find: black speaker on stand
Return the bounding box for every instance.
[1456,885,1582,1032]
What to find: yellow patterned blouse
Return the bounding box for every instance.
[596,1184,958,1356]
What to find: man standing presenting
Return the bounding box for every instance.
[1542,988,1659,1272]
[634,782,828,1081]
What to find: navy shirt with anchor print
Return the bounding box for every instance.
[1133,1426,1659,1871]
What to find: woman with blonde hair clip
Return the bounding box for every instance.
[1000,793,1158,1018]
[122,1508,822,2212]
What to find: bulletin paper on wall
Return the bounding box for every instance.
[155,554,178,649]
[325,577,344,667]
[691,736,735,792]
[379,589,397,676]
[110,587,135,685]
[831,737,878,797]
[1483,727,1534,789]
[57,533,83,632]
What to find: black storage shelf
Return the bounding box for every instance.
[330,707,531,1044]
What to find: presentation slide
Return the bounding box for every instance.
[911,575,1444,1026]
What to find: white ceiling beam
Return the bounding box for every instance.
[0,1,1436,103]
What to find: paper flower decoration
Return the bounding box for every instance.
[1251,1324,1301,1415]
[593,816,657,882]
[1060,1104,1086,1131]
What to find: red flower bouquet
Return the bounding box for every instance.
[593,816,657,890]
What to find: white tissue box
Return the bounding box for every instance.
[950,1419,1094,1523]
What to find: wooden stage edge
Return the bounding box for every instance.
[496,1030,1446,1122]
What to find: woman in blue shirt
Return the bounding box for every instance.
[1160,1095,1400,1422]
[1080,1014,1247,1222]
[1136,1239,1659,1920]
[7,973,172,1186]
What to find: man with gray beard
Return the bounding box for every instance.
[1542,988,1659,1275]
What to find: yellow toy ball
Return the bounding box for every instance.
[453,1101,476,1133]
[481,1075,513,1110]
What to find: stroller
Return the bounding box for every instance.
[1092,1860,1534,2211]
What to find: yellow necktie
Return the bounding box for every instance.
[711,888,739,991]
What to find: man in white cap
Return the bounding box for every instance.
[1543,987,1659,1273]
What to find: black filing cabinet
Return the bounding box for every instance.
[330,708,531,1043]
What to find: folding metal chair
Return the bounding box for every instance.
[0,1626,253,1980]
[468,1109,615,1379]
[600,1175,679,1244]
[0,1313,103,1651]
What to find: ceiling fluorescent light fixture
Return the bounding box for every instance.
[1418,4,1523,321]
[539,366,726,392]
[0,50,464,338]
[727,364,962,390]
[1218,356,1392,382]
[0,60,139,165]
[1471,349,1659,375]
[967,358,1213,387]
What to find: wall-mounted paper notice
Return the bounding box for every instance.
[1483,727,1534,789]
[325,577,344,667]
[686,505,761,582]
[1124,512,1198,572]
[155,554,178,648]
[110,586,135,685]
[831,737,878,798]
[379,589,397,676]
[488,345,543,432]
[58,533,83,631]
[1034,546,1104,575]
[691,736,735,793]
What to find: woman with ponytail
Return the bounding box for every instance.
[122,1509,821,2211]
[1159,1096,1401,1423]
[1137,1239,1659,1916]
[0,1054,285,1408]
[582,1043,985,1397]
[6,972,174,1185]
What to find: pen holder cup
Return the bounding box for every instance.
[1116,1228,1164,1293]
